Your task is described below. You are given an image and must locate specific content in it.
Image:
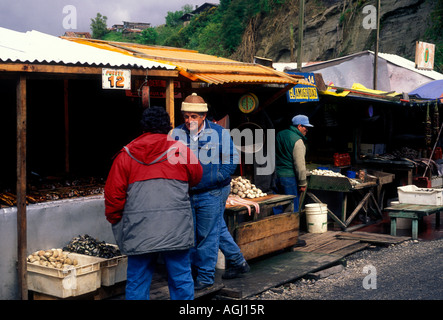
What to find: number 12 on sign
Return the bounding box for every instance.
[102,69,131,90]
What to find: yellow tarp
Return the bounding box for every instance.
[320,83,401,98]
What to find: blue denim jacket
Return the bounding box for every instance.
[172,119,239,194]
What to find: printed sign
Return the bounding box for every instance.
[286,72,319,102]
[415,41,435,70]
[102,69,131,90]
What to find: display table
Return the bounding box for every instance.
[385,203,442,240]
[224,194,299,260]
[303,174,385,231]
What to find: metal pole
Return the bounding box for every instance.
[373,0,380,89]
[17,75,28,300]
[297,0,304,71]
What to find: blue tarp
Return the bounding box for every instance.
[409,79,443,100]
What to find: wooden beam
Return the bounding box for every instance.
[165,79,175,127]
[16,75,28,300]
[0,63,178,77]
[64,80,70,174]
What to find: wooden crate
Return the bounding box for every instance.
[234,212,299,260]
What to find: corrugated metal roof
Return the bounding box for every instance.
[376,51,443,80]
[65,38,312,86]
[0,27,174,70]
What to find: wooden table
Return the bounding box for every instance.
[385,203,442,240]
[304,174,384,231]
[224,194,299,260]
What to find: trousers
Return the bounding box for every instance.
[125,249,194,300]
[274,176,299,213]
[190,184,245,285]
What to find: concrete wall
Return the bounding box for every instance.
[0,195,115,300]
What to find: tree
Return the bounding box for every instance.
[139,27,158,45]
[90,13,108,39]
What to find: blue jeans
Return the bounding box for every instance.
[274,176,299,213]
[125,249,194,300]
[190,184,245,285]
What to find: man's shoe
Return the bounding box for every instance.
[222,261,250,279]
[194,281,213,291]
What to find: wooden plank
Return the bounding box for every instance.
[239,230,299,260]
[165,78,175,127]
[0,62,179,77]
[235,212,299,260]
[235,213,299,245]
[386,203,443,212]
[225,194,295,212]
[17,75,28,300]
[311,239,361,254]
[330,242,370,257]
[337,231,410,244]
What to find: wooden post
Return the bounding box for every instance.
[64,79,70,174]
[373,0,380,90]
[297,0,305,71]
[16,75,28,300]
[165,79,175,127]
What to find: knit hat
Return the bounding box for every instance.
[181,93,208,112]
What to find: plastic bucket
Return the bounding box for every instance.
[346,170,356,178]
[305,203,328,233]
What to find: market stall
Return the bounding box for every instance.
[305,83,443,198]
[1,28,310,299]
[303,169,392,231]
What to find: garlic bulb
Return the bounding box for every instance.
[230,176,267,198]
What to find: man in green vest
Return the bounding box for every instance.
[275,114,313,211]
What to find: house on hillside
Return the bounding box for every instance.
[63,31,91,39]
[109,21,152,38]
[180,2,218,26]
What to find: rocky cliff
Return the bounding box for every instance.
[232,0,437,64]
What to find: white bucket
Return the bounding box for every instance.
[305,203,328,233]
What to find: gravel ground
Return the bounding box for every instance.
[252,238,443,300]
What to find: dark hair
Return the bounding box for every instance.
[140,106,172,134]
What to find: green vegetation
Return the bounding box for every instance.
[90,13,108,39]
[90,0,442,71]
[424,0,443,73]
[90,0,287,57]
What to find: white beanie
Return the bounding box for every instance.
[181,93,208,112]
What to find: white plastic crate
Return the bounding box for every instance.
[398,185,443,205]
[27,252,102,298]
[98,254,128,286]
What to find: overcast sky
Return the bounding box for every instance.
[0,0,219,36]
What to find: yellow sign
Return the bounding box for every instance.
[288,86,318,102]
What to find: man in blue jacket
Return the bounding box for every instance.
[172,93,250,290]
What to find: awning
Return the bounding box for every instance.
[0,28,174,71]
[64,37,313,86]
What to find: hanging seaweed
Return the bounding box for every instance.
[425,102,432,146]
[433,100,440,137]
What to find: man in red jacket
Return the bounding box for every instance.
[104,106,202,300]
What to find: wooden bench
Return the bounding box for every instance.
[385,203,442,240]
